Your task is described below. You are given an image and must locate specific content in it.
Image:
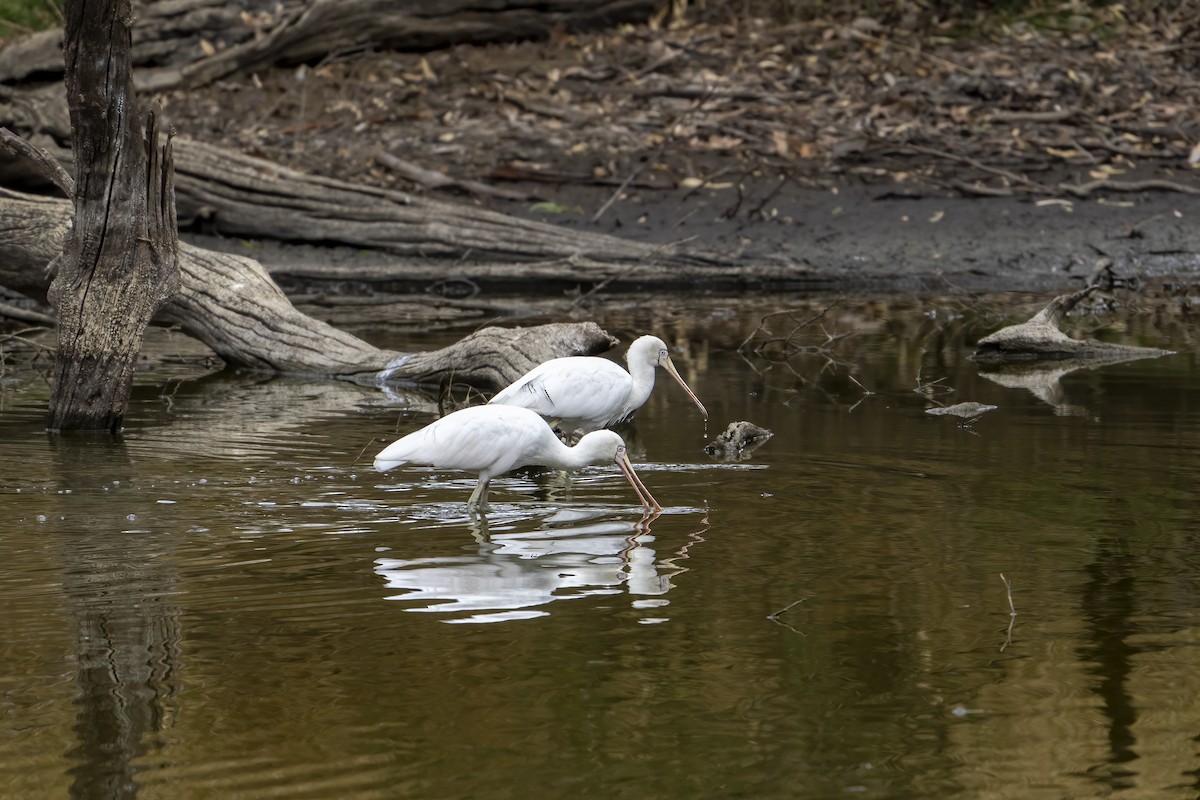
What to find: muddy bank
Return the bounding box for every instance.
[161,10,1200,298]
[9,6,1200,305]
[189,174,1200,297]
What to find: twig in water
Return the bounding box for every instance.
[915,375,950,394]
[1000,573,1016,615]
[848,374,875,396]
[999,573,1017,652]
[738,301,842,357]
[767,598,807,635]
[847,374,876,413]
[768,598,806,620]
[914,353,954,397]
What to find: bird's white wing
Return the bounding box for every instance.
[490,357,631,425]
[375,406,551,476]
[488,358,569,412]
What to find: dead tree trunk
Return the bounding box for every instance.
[0,101,735,274]
[48,0,182,432]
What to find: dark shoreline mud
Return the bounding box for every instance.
[189,175,1200,298]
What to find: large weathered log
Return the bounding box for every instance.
[971,287,1174,363]
[0,0,659,91]
[0,86,744,278]
[171,138,717,267]
[0,185,617,387]
[47,0,183,432]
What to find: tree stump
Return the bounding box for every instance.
[48,0,182,432]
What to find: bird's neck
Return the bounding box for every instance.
[625,359,657,412]
[549,437,603,471]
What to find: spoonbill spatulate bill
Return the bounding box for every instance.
[488,335,707,432]
[373,405,660,511]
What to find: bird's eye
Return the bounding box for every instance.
[659,349,668,360]
[616,445,626,456]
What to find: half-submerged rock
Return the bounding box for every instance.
[704,421,773,461]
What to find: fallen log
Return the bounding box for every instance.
[0,87,741,277]
[0,0,660,91]
[0,183,616,388]
[970,287,1174,363]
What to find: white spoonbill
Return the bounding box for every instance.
[488,335,707,432]
[373,405,660,511]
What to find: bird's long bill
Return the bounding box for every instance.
[616,450,662,511]
[662,357,708,419]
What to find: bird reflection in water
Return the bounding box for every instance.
[374,509,707,624]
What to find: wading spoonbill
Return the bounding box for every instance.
[374,405,660,512]
[488,335,707,432]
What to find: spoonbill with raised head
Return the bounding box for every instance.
[374,405,660,512]
[488,335,707,432]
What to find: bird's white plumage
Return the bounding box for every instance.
[489,356,636,430]
[373,405,658,511]
[489,335,706,432]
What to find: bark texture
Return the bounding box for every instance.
[48,0,183,432]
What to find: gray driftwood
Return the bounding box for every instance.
[971,287,1174,362]
[0,92,747,283]
[0,183,615,388]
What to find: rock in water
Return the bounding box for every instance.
[704,421,773,460]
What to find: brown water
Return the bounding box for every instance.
[2,295,1199,799]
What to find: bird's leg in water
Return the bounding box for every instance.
[467,514,491,543]
[467,479,491,512]
[635,508,662,532]
[554,469,574,500]
[551,425,585,446]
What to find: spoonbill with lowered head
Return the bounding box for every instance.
[373,405,660,512]
[488,335,707,432]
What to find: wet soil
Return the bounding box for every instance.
[149,12,1200,295]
